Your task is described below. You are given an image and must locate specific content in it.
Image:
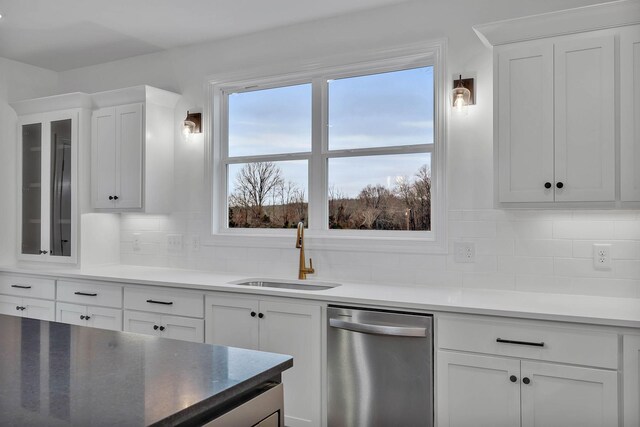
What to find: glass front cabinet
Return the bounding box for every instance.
[18,110,78,263]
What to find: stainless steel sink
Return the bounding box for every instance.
[230,279,339,291]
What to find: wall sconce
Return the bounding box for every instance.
[182,111,202,141]
[452,75,475,114]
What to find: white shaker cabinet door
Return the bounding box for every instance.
[521,361,618,427]
[624,335,640,427]
[87,306,123,331]
[160,314,204,343]
[115,103,143,209]
[205,295,260,350]
[57,302,87,327]
[91,107,117,209]
[123,310,161,337]
[554,35,615,202]
[259,301,321,427]
[621,27,640,201]
[498,43,554,202]
[437,351,521,427]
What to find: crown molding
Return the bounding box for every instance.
[473,0,640,48]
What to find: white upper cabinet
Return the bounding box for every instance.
[91,86,179,213]
[498,44,554,202]
[620,26,640,201]
[478,1,640,206]
[11,93,92,264]
[92,103,143,209]
[554,35,615,202]
[496,33,615,204]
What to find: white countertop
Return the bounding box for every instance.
[1,264,640,329]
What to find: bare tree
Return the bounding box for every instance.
[229,162,284,224]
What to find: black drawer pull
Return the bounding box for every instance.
[497,338,545,347]
[11,285,32,289]
[146,299,174,305]
[74,292,97,297]
[153,325,159,330]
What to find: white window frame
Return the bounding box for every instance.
[205,39,447,253]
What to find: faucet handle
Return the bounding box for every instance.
[308,258,314,273]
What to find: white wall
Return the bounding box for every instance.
[0,57,58,265]
[53,0,640,298]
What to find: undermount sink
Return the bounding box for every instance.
[230,279,340,291]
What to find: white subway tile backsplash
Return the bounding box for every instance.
[515,239,573,257]
[553,221,615,240]
[497,220,553,240]
[119,208,640,299]
[498,256,554,275]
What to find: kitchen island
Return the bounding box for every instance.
[0,314,292,426]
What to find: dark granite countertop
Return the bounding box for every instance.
[0,314,292,426]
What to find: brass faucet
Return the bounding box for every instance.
[296,222,315,279]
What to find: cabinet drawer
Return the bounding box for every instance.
[0,275,55,299]
[123,310,204,343]
[438,315,618,369]
[57,280,123,308]
[124,287,204,318]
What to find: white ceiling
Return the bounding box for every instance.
[0,0,415,71]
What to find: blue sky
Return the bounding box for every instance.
[228,66,434,198]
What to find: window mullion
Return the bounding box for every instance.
[308,77,326,231]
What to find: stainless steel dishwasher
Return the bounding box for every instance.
[327,306,433,426]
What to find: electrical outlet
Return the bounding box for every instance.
[593,243,612,270]
[132,233,141,252]
[454,242,476,263]
[191,236,200,252]
[167,234,183,252]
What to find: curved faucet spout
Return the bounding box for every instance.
[295,222,314,279]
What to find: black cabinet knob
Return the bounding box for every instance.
[159,326,165,331]
[80,315,85,320]
[523,377,531,385]
[556,182,564,189]
[114,196,119,200]
[510,375,517,383]
[16,306,20,311]
[153,325,159,330]
[258,313,264,319]
[109,196,114,200]
[85,316,91,320]
[39,250,48,255]
[544,182,552,189]
[250,311,257,317]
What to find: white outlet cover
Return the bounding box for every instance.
[454,242,476,263]
[132,233,141,252]
[167,234,183,252]
[593,243,612,270]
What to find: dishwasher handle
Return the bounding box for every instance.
[329,318,428,337]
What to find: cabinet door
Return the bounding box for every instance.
[19,121,43,254]
[160,314,204,343]
[554,35,615,202]
[0,295,24,317]
[57,301,87,326]
[123,310,161,337]
[259,301,321,427]
[205,295,260,350]
[621,28,640,201]
[521,361,618,427]
[624,335,640,427]
[498,44,554,202]
[92,107,117,209]
[115,103,143,209]
[87,306,122,331]
[22,297,55,321]
[436,351,521,427]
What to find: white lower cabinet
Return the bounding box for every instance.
[437,352,521,427]
[624,335,640,427]
[205,295,321,427]
[520,361,618,427]
[0,294,55,321]
[123,310,204,343]
[57,302,122,331]
[437,314,619,427]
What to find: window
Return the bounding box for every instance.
[210,43,446,249]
